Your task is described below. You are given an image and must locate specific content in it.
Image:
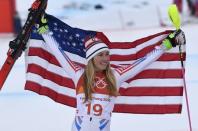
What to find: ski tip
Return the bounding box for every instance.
[168,4,181,30]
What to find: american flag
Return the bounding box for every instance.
[25,14,185,114]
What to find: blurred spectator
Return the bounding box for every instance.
[13,11,22,36]
[195,0,198,17]
[94,4,104,10]
[187,0,198,17]
[177,0,198,17]
[173,0,183,13]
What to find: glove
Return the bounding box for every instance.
[9,39,19,51]
[163,29,186,50]
[37,15,49,34]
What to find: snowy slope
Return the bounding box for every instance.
[16,0,174,30]
[1,0,198,131]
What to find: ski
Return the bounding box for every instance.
[0,0,48,90]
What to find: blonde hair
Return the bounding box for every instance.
[83,59,118,102]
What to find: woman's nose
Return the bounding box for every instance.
[103,55,110,61]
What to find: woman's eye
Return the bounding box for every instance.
[97,52,109,57]
[98,53,103,56]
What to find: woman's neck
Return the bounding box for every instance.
[95,70,105,76]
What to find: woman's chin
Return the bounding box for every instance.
[95,66,107,71]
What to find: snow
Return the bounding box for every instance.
[0,0,198,131]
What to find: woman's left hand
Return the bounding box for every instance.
[167,29,186,47]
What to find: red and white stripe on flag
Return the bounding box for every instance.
[25,31,185,114]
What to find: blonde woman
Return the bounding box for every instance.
[40,28,185,131]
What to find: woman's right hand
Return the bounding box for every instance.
[163,29,186,50]
[37,15,49,34]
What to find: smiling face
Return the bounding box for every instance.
[92,50,110,71]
